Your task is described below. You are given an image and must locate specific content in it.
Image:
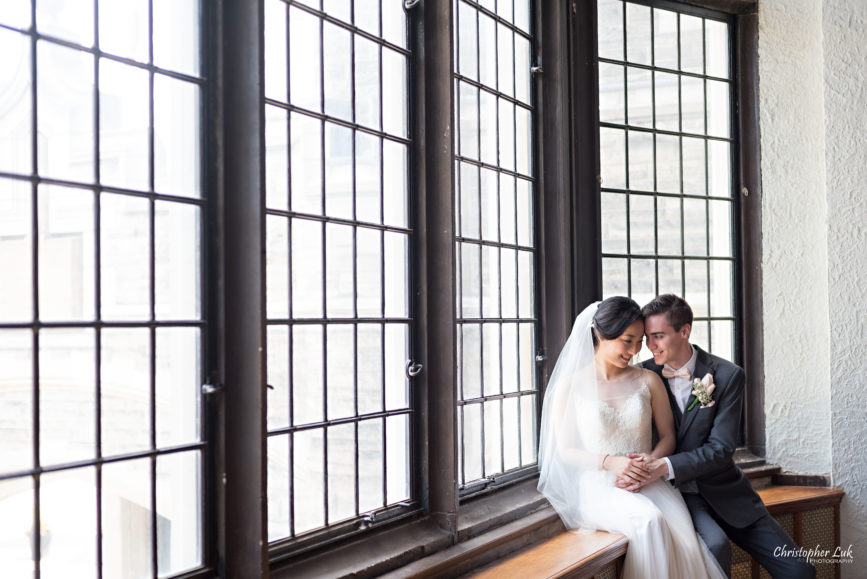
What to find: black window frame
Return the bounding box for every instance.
[214,0,765,575]
[0,0,764,576]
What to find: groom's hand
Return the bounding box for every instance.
[616,454,668,492]
[604,455,651,486]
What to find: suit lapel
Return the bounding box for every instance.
[677,346,715,442]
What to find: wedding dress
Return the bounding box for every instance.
[538,304,726,579]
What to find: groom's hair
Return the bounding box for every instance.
[641,294,693,331]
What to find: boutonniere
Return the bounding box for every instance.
[686,374,716,411]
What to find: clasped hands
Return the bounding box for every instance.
[606,453,668,492]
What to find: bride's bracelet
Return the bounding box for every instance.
[598,453,610,470]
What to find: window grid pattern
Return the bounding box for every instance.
[263,0,413,543]
[597,0,737,361]
[453,0,538,491]
[0,1,205,577]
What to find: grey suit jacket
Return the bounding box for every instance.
[643,346,766,528]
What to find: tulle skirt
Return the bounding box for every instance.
[564,472,726,579]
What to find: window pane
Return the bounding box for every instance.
[153,0,200,76]
[0,179,32,322]
[629,194,655,255]
[656,133,680,193]
[99,0,149,62]
[705,19,730,78]
[101,328,151,457]
[37,0,93,47]
[681,75,704,135]
[40,468,98,577]
[683,136,707,195]
[265,105,289,211]
[708,140,731,197]
[358,418,384,512]
[599,63,625,125]
[38,185,95,322]
[156,327,201,448]
[625,3,651,65]
[656,196,682,256]
[291,218,323,318]
[357,325,383,415]
[357,227,383,317]
[267,325,290,431]
[602,257,628,299]
[293,325,324,426]
[383,141,408,228]
[323,23,352,122]
[156,451,202,576]
[654,71,678,132]
[680,15,703,74]
[289,7,321,112]
[265,0,287,102]
[600,127,626,189]
[326,325,355,420]
[382,47,407,138]
[0,331,32,473]
[40,329,96,466]
[100,193,150,320]
[626,67,652,128]
[102,458,152,578]
[293,429,325,533]
[268,434,290,541]
[154,76,201,198]
[267,216,289,320]
[154,201,201,320]
[290,113,323,214]
[627,131,653,191]
[597,0,623,61]
[0,29,31,175]
[37,42,94,184]
[355,37,382,131]
[0,2,31,28]
[601,192,627,254]
[653,8,678,69]
[328,424,356,523]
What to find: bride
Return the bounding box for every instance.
[538,297,725,579]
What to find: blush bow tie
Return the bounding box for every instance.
[662,366,692,380]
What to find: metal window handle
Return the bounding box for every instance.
[535,354,547,363]
[202,383,223,395]
[406,359,423,378]
[404,0,421,10]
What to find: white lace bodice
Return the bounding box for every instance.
[576,381,652,456]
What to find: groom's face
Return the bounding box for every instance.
[644,313,691,367]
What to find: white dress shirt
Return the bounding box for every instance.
[662,346,697,481]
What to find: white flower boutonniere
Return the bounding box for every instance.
[686,373,716,411]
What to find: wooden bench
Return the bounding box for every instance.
[466,486,844,579]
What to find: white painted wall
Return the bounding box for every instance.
[759,0,867,574]
[822,0,867,572]
[758,0,831,475]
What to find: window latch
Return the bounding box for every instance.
[201,383,223,395]
[404,0,421,10]
[535,354,547,364]
[406,359,424,378]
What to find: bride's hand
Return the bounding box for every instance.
[604,455,651,484]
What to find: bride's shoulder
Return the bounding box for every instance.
[634,367,665,390]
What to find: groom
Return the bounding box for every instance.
[623,294,814,578]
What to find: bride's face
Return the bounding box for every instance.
[597,319,645,369]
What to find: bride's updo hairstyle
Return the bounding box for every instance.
[591,296,642,348]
